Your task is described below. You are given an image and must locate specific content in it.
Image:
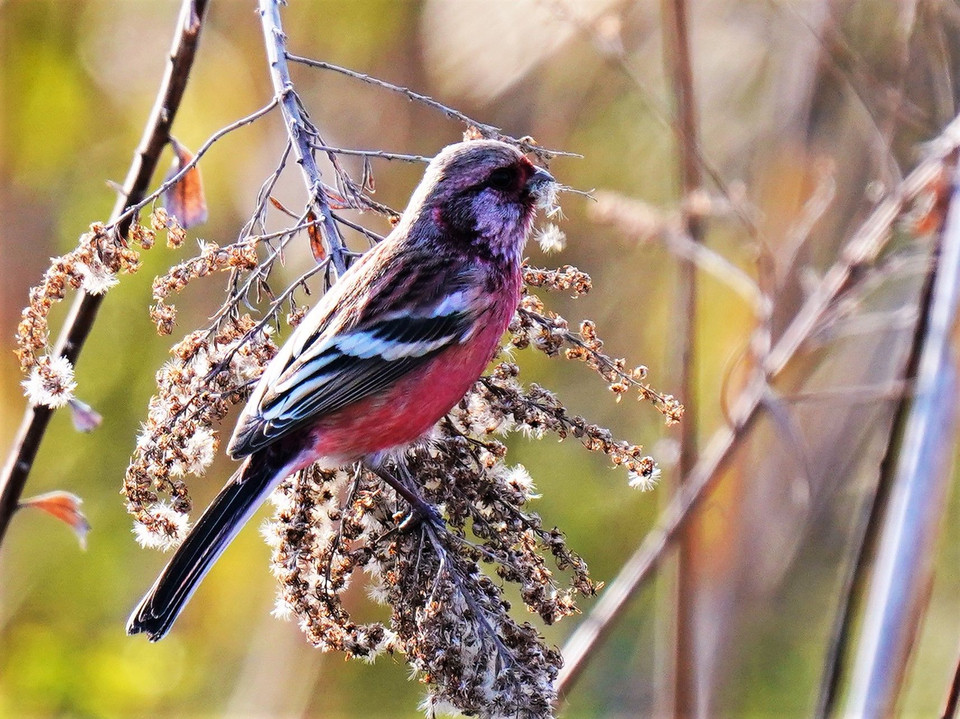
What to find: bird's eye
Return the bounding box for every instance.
[487,166,517,191]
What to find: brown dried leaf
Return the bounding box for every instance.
[306,210,326,262]
[163,138,208,229]
[910,160,953,237]
[269,196,298,219]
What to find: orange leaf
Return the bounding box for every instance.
[324,189,349,210]
[911,161,953,237]
[269,196,298,218]
[306,210,326,262]
[163,138,208,229]
[20,491,91,549]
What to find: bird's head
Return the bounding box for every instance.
[403,140,556,264]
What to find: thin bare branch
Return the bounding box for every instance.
[111,98,280,233]
[779,380,908,405]
[287,54,501,137]
[661,1,703,712]
[590,191,765,312]
[764,117,960,376]
[310,144,431,163]
[243,140,293,240]
[258,0,349,276]
[943,643,960,719]
[286,54,578,161]
[541,0,762,243]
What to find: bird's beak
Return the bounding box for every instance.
[527,167,555,191]
[526,167,556,203]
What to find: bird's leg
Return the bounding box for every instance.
[368,462,443,529]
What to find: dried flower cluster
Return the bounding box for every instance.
[511,293,684,426]
[151,239,259,335]
[522,264,592,297]
[21,355,78,410]
[476,365,661,490]
[15,221,141,407]
[257,264,673,718]
[15,210,195,409]
[266,417,590,718]
[124,316,277,548]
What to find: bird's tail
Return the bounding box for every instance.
[126,451,290,641]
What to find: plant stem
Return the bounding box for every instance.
[661,0,703,714]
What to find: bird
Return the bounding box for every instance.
[127,139,556,640]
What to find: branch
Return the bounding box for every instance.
[556,378,765,695]
[0,0,210,548]
[541,0,760,242]
[285,55,501,137]
[310,144,431,163]
[286,54,580,161]
[813,216,939,719]
[843,160,960,719]
[944,643,960,719]
[257,0,349,277]
[110,98,280,233]
[662,0,703,476]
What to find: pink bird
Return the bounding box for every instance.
[127,139,555,640]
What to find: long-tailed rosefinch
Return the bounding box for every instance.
[127,139,556,640]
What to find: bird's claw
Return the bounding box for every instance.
[396,500,443,532]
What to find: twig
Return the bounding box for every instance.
[779,380,908,405]
[778,161,837,282]
[764,115,960,376]
[777,0,911,188]
[332,213,386,246]
[310,144,431,163]
[589,190,765,312]
[257,0,349,276]
[663,230,764,310]
[286,54,579,161]
[287,54,500,137]
[243,140,293,240]
[540,0,762,243]
[0,0,210,548]
[812,345,919,719]
[110,98,280,233]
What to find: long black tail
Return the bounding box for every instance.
[126,452,289,641]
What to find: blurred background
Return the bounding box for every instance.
[1,0,958,717]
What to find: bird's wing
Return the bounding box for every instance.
[228,256,489,458]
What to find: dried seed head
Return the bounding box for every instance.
[22,354,77,408]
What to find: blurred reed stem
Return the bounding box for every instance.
[660,0,705,716]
